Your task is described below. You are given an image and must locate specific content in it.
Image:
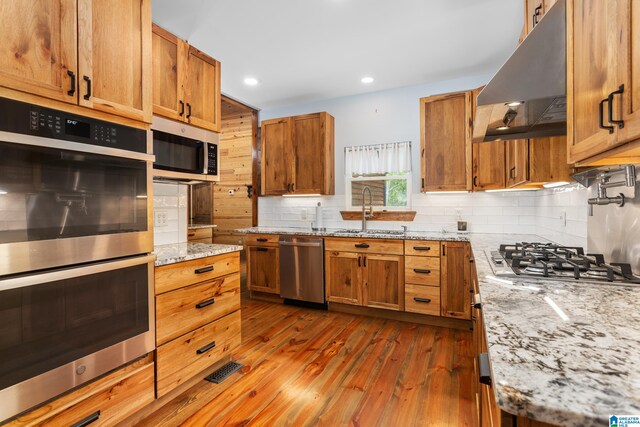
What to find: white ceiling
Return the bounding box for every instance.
[152,0,522,110]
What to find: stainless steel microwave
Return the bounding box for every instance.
[151,116,219,182]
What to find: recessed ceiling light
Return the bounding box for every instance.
[505,101,524,107]
[361,76,374,84]
[244,77,259,86]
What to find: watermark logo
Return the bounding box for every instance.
[610,415,640,427]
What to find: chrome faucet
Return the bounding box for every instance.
[361,186,373,231]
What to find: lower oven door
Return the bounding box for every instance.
[0,254,155,422]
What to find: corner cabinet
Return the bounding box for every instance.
[567,0,640,165]
[420,91,473,192]
[152,24,221,132]
[473,141,506,191]
[261,112,335,196]
[0,0,152,123]
[505,137,572,188]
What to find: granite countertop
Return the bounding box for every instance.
[236,226,470,242]
[154,242,243,266]
[469,233,640,426]
[188,223,218,230]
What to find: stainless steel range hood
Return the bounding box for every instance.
[473,0,566,142]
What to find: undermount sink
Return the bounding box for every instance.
[333,229,405,236]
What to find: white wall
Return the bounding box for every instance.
[258,77,589,247]
[153,182,188,246]
[260,73,493,192]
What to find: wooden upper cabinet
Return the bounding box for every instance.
[363,254,404,311]
[151,25,221,132]
[185,46,221,132]
[261,112,335,196]
[441,242,471,320]
[506,139,530,187]
[261,118,294,195]
[420,91,473,192]
[152,24,185,121]
[529,136,572,183]
[524,0,558,36]
[567,0,630,164]
[77,0,152,123]
[472,141,506,191]
[0,0,77,104]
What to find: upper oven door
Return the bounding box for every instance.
[0,135,154,276]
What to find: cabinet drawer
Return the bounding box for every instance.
[245,234,279,246]
[155,252,240,294]
[405,285,441,316]
[325,238,403,255]
[404,240,441,257]
[156,273,241,345]
[8,358,154,427]
[156,311,241,397]
[187,228,213,242]
[405,256,440,286]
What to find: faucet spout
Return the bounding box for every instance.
[361,186,373,231]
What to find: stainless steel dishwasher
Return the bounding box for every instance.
[279,236,325,304]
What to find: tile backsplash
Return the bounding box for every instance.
[153,182,188,246]
[258,184,589,247]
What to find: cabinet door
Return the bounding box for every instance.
[185,45,221,132]
[0,0,77,104]
[152,24,186,122]
[421,91,473,191]
[292,113,327,194]
[529,136,571,184]
[567,0,625,163]
[77,0,152,123]
[325,251,361,305]
[616,0,640,147]
[363,254,404,311]
[261,118,294,195]
[441,242,471,320]
[472,141,506,191]
[247,246,280,294]
[506,139,529,187]
[525,0,544,35]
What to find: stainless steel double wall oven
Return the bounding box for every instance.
[0,97,156,422]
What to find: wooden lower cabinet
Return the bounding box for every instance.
[363,254,404,311]
[6,356,154,427]
[325,251,362,305]
[246,245,280,294]
[154,251,242,398]
[441,242,472,320]
[187,227,214,243]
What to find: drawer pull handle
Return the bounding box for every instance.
[70,411,100,427]
[194,266,214,274]
[413,297,432,303]
[256,238,269,242]
[413,269,431,274]
[479,353,492,386]
[413,246,431,251]
[256,247,269,252]
[355,243,370,248]
[196,341,217,355]
[188,233,196,237]
[195,298,215,309]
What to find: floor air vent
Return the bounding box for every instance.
[205,361,244,384]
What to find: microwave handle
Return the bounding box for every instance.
[196,142,206,174]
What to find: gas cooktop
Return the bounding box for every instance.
[485,242,640,285]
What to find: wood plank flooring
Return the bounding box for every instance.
[136,300,475,427]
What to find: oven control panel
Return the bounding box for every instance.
[0,97,147,154]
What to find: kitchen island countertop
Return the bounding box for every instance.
[154,242,243,267]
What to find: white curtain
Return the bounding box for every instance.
[345,142,411,176]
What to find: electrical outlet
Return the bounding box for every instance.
[155,210,168,227]
[301,208,308,220]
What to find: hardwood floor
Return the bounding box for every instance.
[136,299,475,427]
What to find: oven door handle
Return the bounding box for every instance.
[0,130,155,162]
[0,254,156,291]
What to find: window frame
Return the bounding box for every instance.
[345,173,412,211]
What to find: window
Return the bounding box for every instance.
[345,142,411,211]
